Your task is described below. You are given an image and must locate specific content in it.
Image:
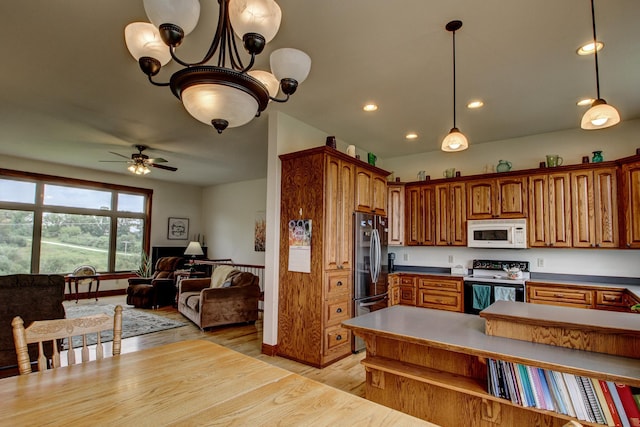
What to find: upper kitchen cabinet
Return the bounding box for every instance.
[570,167,618,248]
[467,177,527,219]
[405,184,435,246]
[355,167,388,216]
[620,159,640,248]
[324,156,355,271]
[435,182,466,246]
[528,172,572,248]
[387,183,405,246]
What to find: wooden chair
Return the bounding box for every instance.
[12,305,123,375]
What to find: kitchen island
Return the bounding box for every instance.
[342,305,640,426]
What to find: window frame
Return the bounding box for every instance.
[0,168,152,274]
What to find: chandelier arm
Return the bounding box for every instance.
[240,54,256,73]
[147,75,171,87]
[590,0,601,99]
[269,94,291,103]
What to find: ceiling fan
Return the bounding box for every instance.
[100,145,178,174]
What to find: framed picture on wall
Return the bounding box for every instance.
[168,217,189,240]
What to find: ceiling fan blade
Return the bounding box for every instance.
[108,151,131,160]
[151,163,178,172]
[147,157,168,163]
[99,160,130,163]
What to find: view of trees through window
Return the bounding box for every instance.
[0,172,151,275]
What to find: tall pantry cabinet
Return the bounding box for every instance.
[277,146,389,367]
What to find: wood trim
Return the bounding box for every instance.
[261,342,278,356]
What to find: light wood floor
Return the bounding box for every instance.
[62,295,367,397]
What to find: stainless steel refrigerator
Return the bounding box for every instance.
[352,212,389,352]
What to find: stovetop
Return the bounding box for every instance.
[463,259,530,285]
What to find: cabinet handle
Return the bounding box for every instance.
[336,281,343,287]
[596,243,600,247]
[338,265,344,269]
[603,295,620,302]
[336,334,342,341]
[554,293,565,298]
[336,308,343,313]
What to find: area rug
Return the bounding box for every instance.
[63,303,186,349]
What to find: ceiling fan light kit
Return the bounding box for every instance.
[441,20,469,153]
[101,145,177,175]
[125,0,311,134]
[581,0,620,130]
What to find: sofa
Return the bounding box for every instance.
[0,274,65,370]
[177,266,261,329]
[127,256,183,309]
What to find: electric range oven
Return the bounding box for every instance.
[463,259,529,315]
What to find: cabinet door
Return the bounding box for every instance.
[593,168,618,248]
[621,161,640,248]
[437,183,466,246]
[571,170,596,248]
[528,174,550,247]
[527,283,593,308]
[387,184,405,246]
[496,177,527,218]
[324,157,354,270]
[405,185,434,246]
[372,175,388,216]
[467,180,494,219]
[528,173,571,247]
[354,167,373,213]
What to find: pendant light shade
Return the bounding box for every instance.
[581,0,620,130]
[441,20,468,152]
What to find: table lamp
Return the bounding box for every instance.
[184,241,204,271]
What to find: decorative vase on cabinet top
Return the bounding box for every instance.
[592,150,603,163]
[496,160,512,173]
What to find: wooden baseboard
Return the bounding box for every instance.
[261,343,278,356]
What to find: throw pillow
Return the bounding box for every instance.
[221,280,233,288]
[210,265,237,288]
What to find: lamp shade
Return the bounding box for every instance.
[580,99,620,130]
[124,22,172,65]
[184,241,204,256]
[143,0,201,36]
[247,70,280,98]
[229,0,282,43]
[181,83,259,128]
[441,128,469,152]
[270,48,311,84]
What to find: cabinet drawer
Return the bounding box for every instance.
[418,278,462,292]
[325,271,351,296]
[399,286,416,305]
[325,298,351,326]
[417,289,462,312]
[324,325,351,353]
[400,276,416,286]
[527,286,593,307]
[595,290,626,309]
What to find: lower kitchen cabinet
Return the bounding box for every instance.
[527,281,638,312]
[417,277,463,312]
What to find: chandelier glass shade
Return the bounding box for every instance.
[441,20,468,152]
[580,0,620,130]
[125,0,311,133]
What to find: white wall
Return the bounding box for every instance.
[2,155,204,291]
[201,178,267,265]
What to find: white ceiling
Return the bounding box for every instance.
[1,1,638,186]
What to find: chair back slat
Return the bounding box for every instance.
[12,305,123,375]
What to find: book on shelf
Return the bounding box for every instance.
[537,367,556,412]
[607,381,632,427]
[554,370,577,419]
[544,369,568,416]
[579,375,606,425]
[592,378,620,427]
[516,363,535,408]
[526,364,546,410]
[614,383,640,427]
[562,372,590,422]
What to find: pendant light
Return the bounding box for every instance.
[441,20,468,152]
[580,0,620,130]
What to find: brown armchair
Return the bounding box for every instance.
[126,256,183,308]
[177,269,260,329]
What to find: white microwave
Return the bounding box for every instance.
[467,219,528,249]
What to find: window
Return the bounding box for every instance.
[0,169,152,275]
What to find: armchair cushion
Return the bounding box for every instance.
[209,265,237,288]
[126,256,183,308]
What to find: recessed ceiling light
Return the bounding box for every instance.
[577,98,595,106]
[405,132,418,140]
[467,100,484,109]
[363,103,378,112]
[577,41,604,56]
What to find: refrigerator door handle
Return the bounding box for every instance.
[358,295,388,307]
[371,228,380,284]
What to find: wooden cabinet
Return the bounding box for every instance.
[278,147,359,367]
[416,277,463,312]
[467,177,527,219]
[355,166,388,216]
[388,274,400,306]
[387,184,405,246]
[435,182,466,246]
[404,184,435,246]
[620,160,640,248]
[527,172,572,247]
[398,275,416,306]
[571,167,618,248]
[527,281,639,312]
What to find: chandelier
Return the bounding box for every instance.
[125,0,311,133]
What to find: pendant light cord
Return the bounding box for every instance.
[591,0,601,99]
[452,29,457,128]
